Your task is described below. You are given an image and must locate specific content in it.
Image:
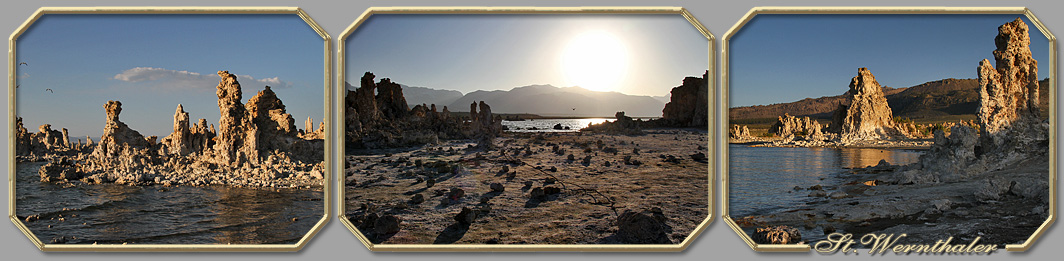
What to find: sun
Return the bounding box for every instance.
[560,31,629,92]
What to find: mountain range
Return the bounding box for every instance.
[729,78,1050,121]
[349,82,668,117]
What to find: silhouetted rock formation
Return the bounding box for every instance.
[582,72,709,132]
[344,72,475,149]
[376,78,409,119]
[830,68,909,141]
[661,70,709,127]
[470,101,503,149]
[581,111,643,135]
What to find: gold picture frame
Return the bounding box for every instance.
[7,6,333,251]
[335,6,714,252]
[720,6,1056,252]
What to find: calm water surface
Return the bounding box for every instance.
[502,118,661,132]
[15,162,323,244]
[502,118,611,132]
[728,145,923,217]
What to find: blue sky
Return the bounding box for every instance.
[345,14,709,97]
[730,14,1050,107]
[16,14,324,138]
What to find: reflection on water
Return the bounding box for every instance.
[728,145,922,217]
[15,162,322,244]
[502,118,612,132]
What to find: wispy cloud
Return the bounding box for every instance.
[113,67,292,89]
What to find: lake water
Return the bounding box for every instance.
[14,162,323,245]
[502,118,612,132]
[728,145,923,217]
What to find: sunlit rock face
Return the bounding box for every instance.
[911,18,1049,184]
[92,100,152,159]
[213,70,260,168]
[977,18,1046,157]
[830,68,906,142]
[769,113,823,141]
[33,70,326,187]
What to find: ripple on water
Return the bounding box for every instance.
[15,162,323,244]
[727,145,923,217]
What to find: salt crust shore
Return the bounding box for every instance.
[345,129,709,244]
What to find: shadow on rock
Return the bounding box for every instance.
[433,222,471,244]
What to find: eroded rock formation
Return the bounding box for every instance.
[213,70,260,168]
[160,105,218,156]
[976,18,1048,161]
[830,68,908,141]
[244,85,325,163]
[906,18,1049,184]
[769,113,824,141]
[14,118,87,158]
[344,72,473,149]
[92,101,152,158]
[161,105,192,155]
[661,70,709,128]
[376,78,408,119]
[729,125,752,140]
[24,70,325,188]
[470,101,503,149]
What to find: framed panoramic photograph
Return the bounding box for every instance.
[8,7,331,251]
[337,7,712,251]
[722,7,1055,252]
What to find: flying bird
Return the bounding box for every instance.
[18,62,27,66]
[45,88,53,93]
[571,108,576,111]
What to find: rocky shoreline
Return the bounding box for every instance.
[736,155,1048,245]
[342,71,710,244]
[17,71,326,189]
[345,129,708,244]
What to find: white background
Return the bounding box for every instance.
[1,0,1060,260]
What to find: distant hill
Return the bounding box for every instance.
[345,82,464,108]
[885,78,980,118]
[652,94,671,104]
[400,84,464,108]
[729,78,1050,121]
[728,87,901,120]
[449,84,665,117]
